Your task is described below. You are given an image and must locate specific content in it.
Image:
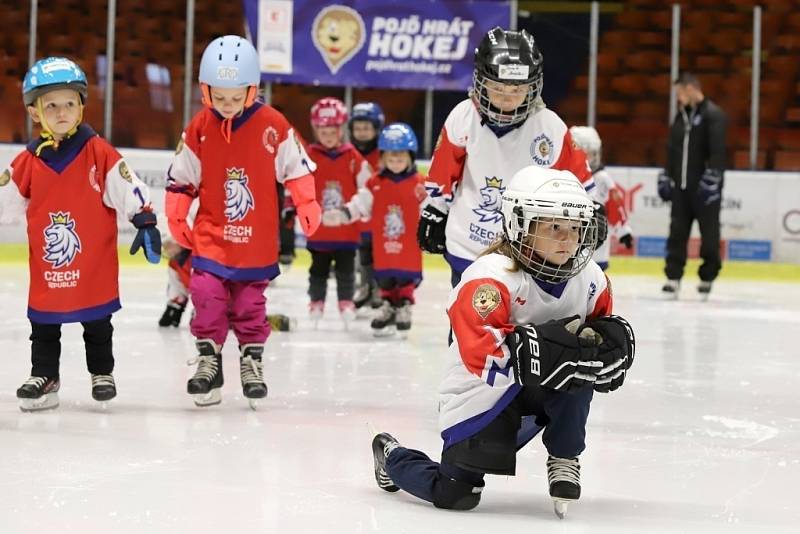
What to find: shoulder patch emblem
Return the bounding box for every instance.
[118,161,132,183]
[472,283,501,319]
[0,169,10,186]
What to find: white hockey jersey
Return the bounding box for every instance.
[438,252,612,449]
[426,99,596,272]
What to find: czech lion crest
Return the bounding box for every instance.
[224,167,255,223]
[383,205,405,240]
[42,211,81,269]
[322,181,344,210]
[472,176,505,223]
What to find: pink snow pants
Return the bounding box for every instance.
[189,270,270,346]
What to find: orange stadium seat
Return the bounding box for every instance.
[773,150,800,171]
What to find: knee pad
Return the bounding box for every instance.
[432,475,484,511]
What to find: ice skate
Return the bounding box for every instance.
[339,300,356,330]
[371,432,400,492]
[394,300,412,339]
[158,299,187,327]
[371,300,396,337]
[309,301,324,329]
[16,376,60,412]
[91,374,116,408]
[267,313,296,332]
[353,282,373,310]
[187,340,223,407]
[547,455,580,519]
[240,344,268,410]
[697,281,712,301]
[661,279,680,300]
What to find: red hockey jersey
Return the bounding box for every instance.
[305,143,371,250]
[347,169,426,281]
[1,125,153,323]
[166,103,316,281]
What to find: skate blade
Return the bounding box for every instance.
[397,329,410,340]
[553,498,573,519]
[192,389,222,407]
[19,392,59,412]
[372,326,396,338]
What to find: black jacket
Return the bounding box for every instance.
[665,98,727,191]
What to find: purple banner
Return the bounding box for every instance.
[244,0,511,90]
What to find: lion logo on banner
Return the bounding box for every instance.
[42,211,81,269]
[224,167,255,223]
[311,5,366,74]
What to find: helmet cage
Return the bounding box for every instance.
[472,69,542,127]
[503,200,598,283]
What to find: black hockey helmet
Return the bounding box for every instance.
[472,27,544,127]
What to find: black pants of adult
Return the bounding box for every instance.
[665,188,722,282]
[308,248,356,302]
[384,384,593,510]
[30,316,114,379]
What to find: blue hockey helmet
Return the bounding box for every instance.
[378,123,418,154]
[23,57,88,106]
[349,102,385,130]
[199,35,260,108]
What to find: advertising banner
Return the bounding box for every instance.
[244,0,511,90]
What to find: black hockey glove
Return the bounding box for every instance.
[619,232,634,250]
[130,211,161,264]
[417,204,447,254]
[697,168,723,208]
[657,171,673,202]
[579,315,635,393]
[506,316,602,392]
[592,201,608,251]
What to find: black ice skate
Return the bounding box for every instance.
[240,344,268,410]
[698,281,713,301]
[17,376,60,412]
[91,374,117,404]
[158,300,187,327]
[371,432,400,492]
[547,455,581,519]
[187,340,223,407]
[371,300,396,337]
[394,300,412,338]
[353,281,373,310]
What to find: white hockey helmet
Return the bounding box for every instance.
[569,126,602,171]
[500,166,598,283]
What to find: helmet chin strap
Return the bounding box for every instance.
[200,84,257,144]
[34,98,83,156]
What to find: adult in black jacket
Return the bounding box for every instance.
[658,73,727,300]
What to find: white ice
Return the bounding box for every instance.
[0,263,799,533]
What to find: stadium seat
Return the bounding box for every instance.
[773,150,800,171]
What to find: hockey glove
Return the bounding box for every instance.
[321,207,352,227]
[697,168,723,207]
[417,205,447,254]
[506,315,602,392]
[657,171,673,202]
[619,233,634,249]
[592,202,608,251]
[286,175,321,236]
[130,211,161,264]
[580,315,635,393]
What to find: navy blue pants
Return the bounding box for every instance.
[385,385,593,507]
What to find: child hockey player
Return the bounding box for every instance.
[370,166,635,518]
[0,57,161,411]
[305,97,371,328]
[348,102,385,311]
[570,126,633,271]
[418,27,602,287]
[165,35,320,408]
[322,123,425,337]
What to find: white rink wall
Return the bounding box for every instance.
[1,143,799,263]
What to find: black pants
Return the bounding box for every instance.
[30,316,114,379]
[357,235,375,287]
[665,188,721,282]
[308,249,356,301]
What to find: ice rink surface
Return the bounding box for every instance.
[0,263,798,533]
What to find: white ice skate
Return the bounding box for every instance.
[339,300,356,331]
[661,279,680,300]
[698,281,712,301]
[309,301,324,330]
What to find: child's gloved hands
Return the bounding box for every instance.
[130,211,161,264]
